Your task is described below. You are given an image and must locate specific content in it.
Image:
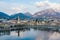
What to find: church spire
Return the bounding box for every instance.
[17,16,20,24]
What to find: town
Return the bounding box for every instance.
[0,16,60,26]
[0,16,60,31]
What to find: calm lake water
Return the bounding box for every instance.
[0,28,60,40]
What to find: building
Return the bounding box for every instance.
[17,16,20,24]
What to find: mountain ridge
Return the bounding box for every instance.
[33,8,60,19]
[0,12,10,19]
[0,8,60,20]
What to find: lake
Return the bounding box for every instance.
[0,28,60,40]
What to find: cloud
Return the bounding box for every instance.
[36,1,50,7]
[0,1,33,15]
[10,5,23,13]
[0,0,60,15]
[35,1,60,12]
[0,1,24,15]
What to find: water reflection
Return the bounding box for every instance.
[0,31,10,36]
[0,29,60,40]
[49,32,60,40]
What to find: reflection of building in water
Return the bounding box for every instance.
[17,30,20,37]
[10,30,24,37]
[16,31,24,37]
[20,31,24,37]
[0,31,10,36]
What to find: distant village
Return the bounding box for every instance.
[0,16,60,28]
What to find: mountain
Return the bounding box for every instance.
[0,12,9,19]
[24,12,32,17]
[33,8,60,19]
[10,13,32,20]
[24,12,32,18]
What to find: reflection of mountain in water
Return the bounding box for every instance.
[0,29,60,40]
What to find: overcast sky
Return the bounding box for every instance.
[0,0,60,15]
